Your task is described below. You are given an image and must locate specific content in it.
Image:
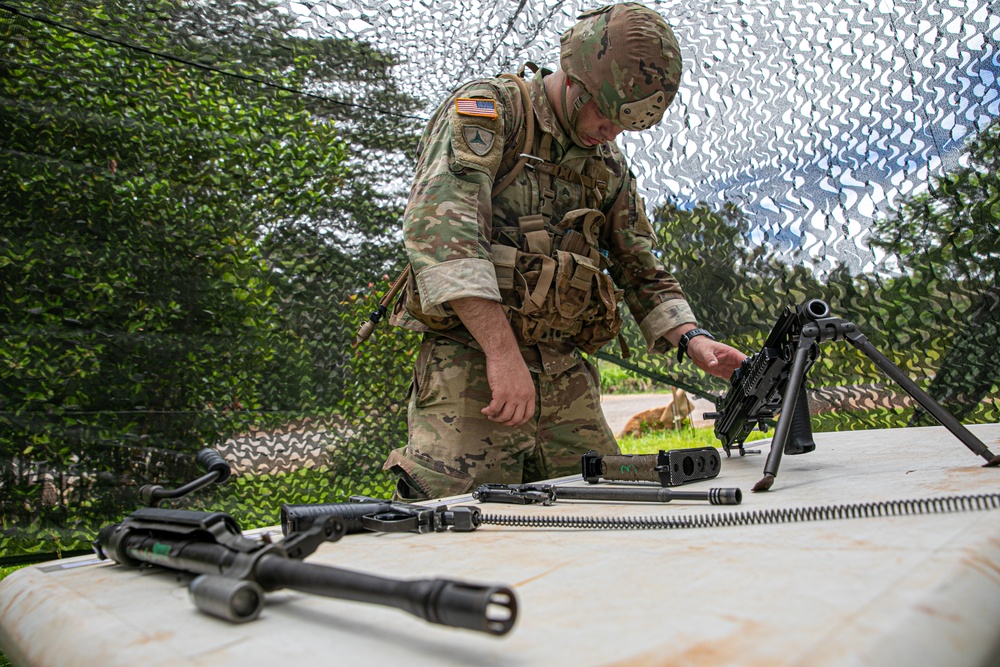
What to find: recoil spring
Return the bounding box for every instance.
[477,492,1000,530]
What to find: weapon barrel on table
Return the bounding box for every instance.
[252,554,516,635]
[551,484,741,505]
[95,507,515,635]
[472,483,742,506]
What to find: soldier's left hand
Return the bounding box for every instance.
[686,337,746,380]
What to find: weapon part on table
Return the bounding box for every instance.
[281,495,482,536]
[581,447,722,487]
[94,507,515,635]
[472,482,742,506]
[704,298,1000,493]
[94,453,517,635]
[139,447,232,507]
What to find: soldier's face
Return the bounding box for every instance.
[567,82,623,147]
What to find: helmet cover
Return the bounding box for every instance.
[560,3,682,131]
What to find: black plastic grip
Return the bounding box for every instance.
[196,448,232,483]
[280,502,393,536]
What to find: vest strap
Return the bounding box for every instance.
[519,214,551,255]
[492,245,517,290]
[491,73,535,198]
[523,255,557,314]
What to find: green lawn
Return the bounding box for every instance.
[618,425,766,454]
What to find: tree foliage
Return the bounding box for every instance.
[869,119,1000,420]
[647,191,989,397]
[0,0,420,553]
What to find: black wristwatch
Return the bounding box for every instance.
[676,328,715,363]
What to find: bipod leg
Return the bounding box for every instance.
[844,329,999,467]
[754,339,815,491]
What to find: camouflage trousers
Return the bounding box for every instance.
[382,334,620,500]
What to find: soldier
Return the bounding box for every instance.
[383,2,747,500]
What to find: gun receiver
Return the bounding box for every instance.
[703,300,827,459]
[704,299,1000,492]
[472,482,742,506]
[94,506,516,635]
[581,447,721,486]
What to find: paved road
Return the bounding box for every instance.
[600,392,716,436]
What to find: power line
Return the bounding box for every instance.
[0,2,429,121]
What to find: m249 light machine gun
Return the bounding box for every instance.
[704,299,1000,492]
[93,450,517,635]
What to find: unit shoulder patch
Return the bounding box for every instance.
[462,126,496,156]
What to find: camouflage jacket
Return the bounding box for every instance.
[390,68,697,374]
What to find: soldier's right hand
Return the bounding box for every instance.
[481,350,535,427]
[448,296,536,427]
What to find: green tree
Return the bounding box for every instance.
[651,199,825,342]
[642,198,893,394]
[869,119,1000,422]
[0,0,420,555]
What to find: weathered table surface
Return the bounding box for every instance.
[2,423,999,667]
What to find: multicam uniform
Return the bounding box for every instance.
[383,64,698,500]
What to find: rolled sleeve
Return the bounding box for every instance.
[639,299,698,353]
[416,259,501,311]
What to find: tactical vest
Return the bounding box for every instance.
[404,70,624,355]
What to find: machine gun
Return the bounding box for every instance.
[705,301,825,461]
[472,482,742,506]
[704,299,1000,492]
[93,452,517,635]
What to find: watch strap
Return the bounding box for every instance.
[676,328,715,363]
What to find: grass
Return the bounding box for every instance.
[616,401,999,456]
[597,359,672,394]
[618,425,767,454]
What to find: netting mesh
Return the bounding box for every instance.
[1,0,998,562]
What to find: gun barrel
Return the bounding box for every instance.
[254,554,517,635]
[802,299,830,321]
[551,486,742,505]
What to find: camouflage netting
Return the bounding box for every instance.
[1,0,998,563]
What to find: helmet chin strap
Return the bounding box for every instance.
[559,78,593,148]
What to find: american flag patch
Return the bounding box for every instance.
[455,98,498,119]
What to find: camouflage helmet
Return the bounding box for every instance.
[560,3,682,131]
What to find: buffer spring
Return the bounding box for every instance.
[477,492,1000,530]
